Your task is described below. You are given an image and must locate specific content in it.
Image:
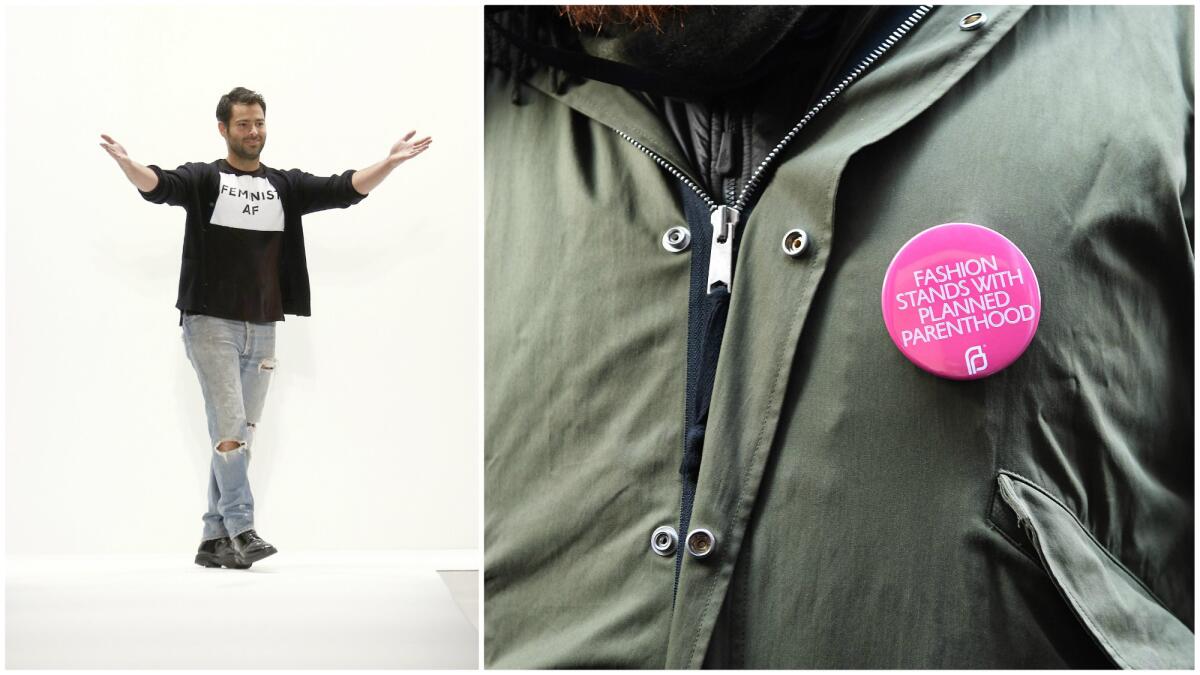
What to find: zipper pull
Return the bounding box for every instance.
[707,205,740,294]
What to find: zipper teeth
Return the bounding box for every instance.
[614,130,717,210]
[613,4,932,214]
[735,5,932,210]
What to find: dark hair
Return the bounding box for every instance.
[216,87,266,125]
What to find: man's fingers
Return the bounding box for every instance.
[387,132,433,162]
[99,134,128,160]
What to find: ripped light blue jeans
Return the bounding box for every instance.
[182,314,276,541]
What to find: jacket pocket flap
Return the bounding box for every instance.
[996,472,1193,669]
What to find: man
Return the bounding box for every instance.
[100,87,432,569]
[484,6,1192,669]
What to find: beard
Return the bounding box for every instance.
[558,5,688,32]
[228,137,265,161]
[551,6,816,98]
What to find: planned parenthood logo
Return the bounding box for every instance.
[964,345,988,376]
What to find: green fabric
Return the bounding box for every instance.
[485,5,1194,668]
[996,472,1193,669]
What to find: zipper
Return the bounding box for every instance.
[615,6,934,607]
[614,5,932,295]
[707,205,738,293]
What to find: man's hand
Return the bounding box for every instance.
[99,134,158,192]
[353,130,433,196]
[99,134,131,164]
[386,131,433,168]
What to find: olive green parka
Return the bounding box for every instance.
[485,5,1194,668]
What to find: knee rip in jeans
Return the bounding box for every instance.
[215,439,247,460]
[258,358,277,373]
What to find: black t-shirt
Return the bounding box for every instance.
[199,160,286,322]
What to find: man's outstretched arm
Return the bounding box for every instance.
[351,130,433,196]
[99,134,159,193]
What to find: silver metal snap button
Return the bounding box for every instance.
[686,528,716,559]
[650,525,678,556]
[662,226,691,253]
[958,12,987,31]
[781,228,810,258]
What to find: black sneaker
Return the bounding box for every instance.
[194,536,251,569]
[230,529,278,564]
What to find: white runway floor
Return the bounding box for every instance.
[6,550,479,669]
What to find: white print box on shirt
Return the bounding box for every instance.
[211,172,284,232]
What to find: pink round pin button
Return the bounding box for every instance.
[881,223,1040,380]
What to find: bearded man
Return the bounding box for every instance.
[100,87,432,569]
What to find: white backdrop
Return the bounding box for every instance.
[5,4,481,554]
